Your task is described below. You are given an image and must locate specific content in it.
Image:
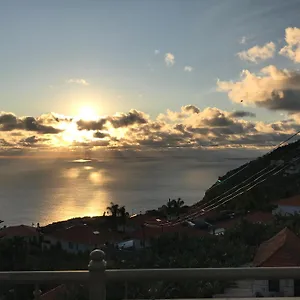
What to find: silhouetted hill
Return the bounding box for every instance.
[201,139,300,211]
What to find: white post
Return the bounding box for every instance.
[33,284,42,300]
[88,249,107,300]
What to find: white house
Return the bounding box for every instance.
[273,194,300,215]
[116,238,144,250]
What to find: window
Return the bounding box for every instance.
[268,280,280,292]
[68,242,73,249]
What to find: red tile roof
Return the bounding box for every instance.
[253,227,300,267]
[214,217,239,229]
[0,225,39,238]
[128,214,165,226]
[214,211,274,230]
[49,224,124,246]
[40,285,67,300]
[245,211,274,223]
[277,195,300,207]
[131,224,208,240]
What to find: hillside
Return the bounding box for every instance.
[200,139,300,212]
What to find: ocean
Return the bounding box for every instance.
[0,149,262,226]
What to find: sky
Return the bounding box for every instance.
[1,0,300,154]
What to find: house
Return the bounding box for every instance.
[210,211,274,236]
[214,228,300,298]
[117,214,159,233]
[43,224,124,254]
[0,225,40,243]
[273,195,300,215]
[252,227,300,297]
[130,223,208,248]
[116,238,144,250]
[244,211,274,224]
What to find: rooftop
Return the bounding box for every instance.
[253,227,300,267]
[277,194,300,207]
[0,224,39,239]
[48,224,125,245]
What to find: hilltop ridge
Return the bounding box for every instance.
[201,139,300,212]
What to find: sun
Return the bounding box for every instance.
[77,106,98,121]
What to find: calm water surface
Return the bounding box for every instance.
[0,152,255,225]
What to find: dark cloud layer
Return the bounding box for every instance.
[77,119,107,131]
[93,131,109,139]
[183,105,200,114]
[230,111,256,118]
[108,110,148,128]
[0,112,61,134]
[1,106,299,151]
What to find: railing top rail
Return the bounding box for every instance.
[2,267,300,283]
[0,271,89,284]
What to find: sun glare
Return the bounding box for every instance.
[78,106,98,121]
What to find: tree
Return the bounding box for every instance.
[119,206,129,232]
[161,198,185,218]
[106,202,120,229]
[173,198,185,215]
[106,203,129,231]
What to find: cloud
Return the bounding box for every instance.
[184,66,193,72]
[279,27,300,63]
[217,65,300,112]
[77,118,107,131]
[165,53,175,66]
[66,78,89,86]
[230,111,256,118]
[154,49,160,55]
[239,36,248,45]
[0,112,62,134]
[108,110,148,128]
[183,105,200,114]
[93,131,109,139]
[1,106,300,152]
[237,42,276,63]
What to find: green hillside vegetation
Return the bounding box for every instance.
[201,139,300,212]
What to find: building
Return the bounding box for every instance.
[129,223,208,248]
[214,227,300,298]
[0,224,40,243]
[209,211,274,236]
[273,195,300,215]
[43,224,124,254]
[252,227,300,297]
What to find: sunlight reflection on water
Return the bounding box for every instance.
[0,155,252,225]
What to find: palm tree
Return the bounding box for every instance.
[106,202,120,229]
[161,198,185,219]
[175,198,184,210]
[119,205,129,232]
[171,198,185,216]
[161,199,174,217]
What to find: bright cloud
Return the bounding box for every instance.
[237,42,276,63]
[154,49,160,55]
[184,66,193,72]
[217,65,300,112]
[279,27,300,63]
[66,78,90,86]
[165,53,175,66]
[1,106,299,152]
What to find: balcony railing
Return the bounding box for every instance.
[1,249,300,299]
